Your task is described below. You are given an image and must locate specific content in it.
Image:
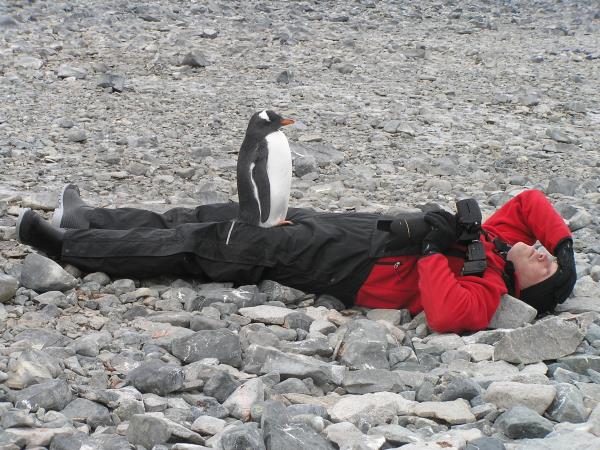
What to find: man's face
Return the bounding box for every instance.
[507,242,559,289]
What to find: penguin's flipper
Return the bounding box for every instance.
[237,142,261,225]
[252,142,271,223]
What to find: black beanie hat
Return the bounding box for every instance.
[519,246,577,313]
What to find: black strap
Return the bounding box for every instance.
[491,236,516,296]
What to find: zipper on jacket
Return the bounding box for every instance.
[375,261,402,269]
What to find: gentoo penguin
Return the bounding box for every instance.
[236,110,294,227]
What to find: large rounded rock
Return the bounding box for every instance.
[127,360,184,395]
[171,329,242,367]
[19,254,77,293]
[12,379,73,412]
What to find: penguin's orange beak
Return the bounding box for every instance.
[279,118,295,126]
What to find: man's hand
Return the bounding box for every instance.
[422,211,458,256]
[555,238,575,267]
[555,238,576,303]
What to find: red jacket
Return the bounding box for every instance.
[354,190,572,333]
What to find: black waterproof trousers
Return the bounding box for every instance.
[61,203,427,304]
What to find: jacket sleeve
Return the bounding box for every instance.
[482,189,571,253]
[418,254,506,333]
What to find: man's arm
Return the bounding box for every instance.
[482,189,572,253]
[418,254,506,333]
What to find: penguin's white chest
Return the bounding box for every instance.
[261,130,292,227]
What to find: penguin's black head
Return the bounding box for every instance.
[246,110,294,137]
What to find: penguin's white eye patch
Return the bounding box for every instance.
[259,110,270,121]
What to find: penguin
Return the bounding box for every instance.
[236,110,295,227]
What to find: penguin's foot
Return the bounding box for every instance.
[276,220,294,226]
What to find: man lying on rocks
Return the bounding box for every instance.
[15,184,577,333]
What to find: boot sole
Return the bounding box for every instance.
[51,183,80,227]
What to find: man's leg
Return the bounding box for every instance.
[53,184,240,230]
[60,220,282,283]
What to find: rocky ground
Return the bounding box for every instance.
[1,0,600,449]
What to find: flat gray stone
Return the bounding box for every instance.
[291,142,345,167]
[126,414,171,449]
[495,405,554,439]
[171,329,242,367]
[19,254,77,293]
[493,318,585,363]
[556,296,600,314]
[12,379,73,412]
[258,348,338,385]
[238,305,292,325]
[342,369,407,394]
[488,294,537,329]
[57,65,87,79]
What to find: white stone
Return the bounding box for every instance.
[413,399,476,425]
[460,343,494,362]
[325,422,386,450]
[223,377,264,420]
[328,392,415,426]
[237,305,292,325]
[421,333,465,351]
[484,381,556,414]
[191,416,227,435]
[309,319,337,335]
[2,427,74,447]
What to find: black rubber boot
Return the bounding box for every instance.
[51,183,92,229]
[16,209,66,257]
